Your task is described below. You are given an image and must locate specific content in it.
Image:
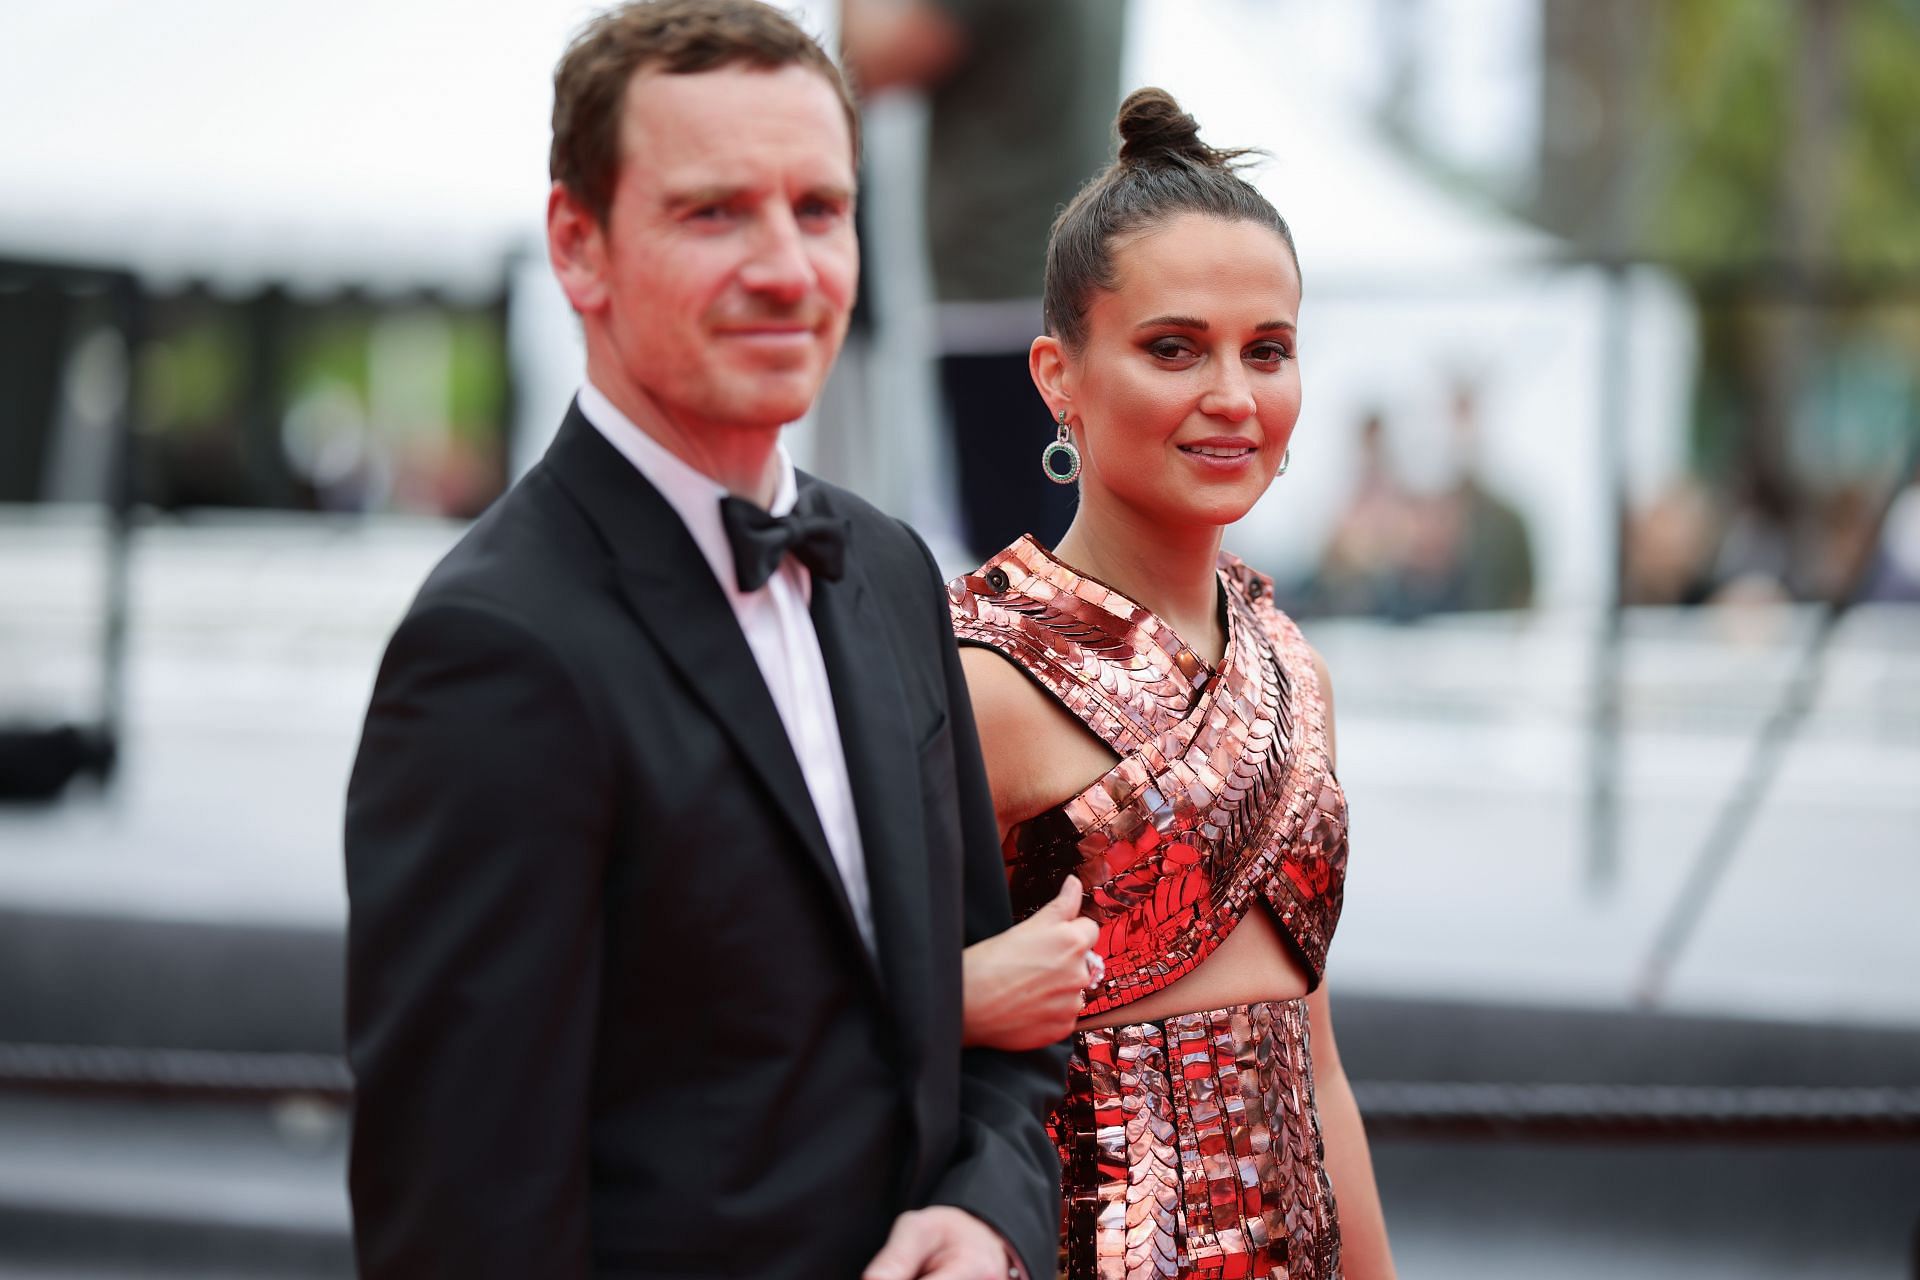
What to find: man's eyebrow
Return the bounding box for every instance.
[659,183,856,215]
[662,184,746,213]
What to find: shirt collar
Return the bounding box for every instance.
[575,381,801,599]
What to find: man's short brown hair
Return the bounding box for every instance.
[550,0,859,227]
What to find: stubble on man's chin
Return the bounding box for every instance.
[726,353,839,424]
[704,380,823,434]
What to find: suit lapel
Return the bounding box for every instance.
[543,407,877,976]
[801,480,933,1058]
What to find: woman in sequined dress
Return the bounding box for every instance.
[948,89,1396,1279]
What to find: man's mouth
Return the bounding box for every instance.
[719,325,814,338]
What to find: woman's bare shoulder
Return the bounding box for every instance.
[958,645,1117,835]
[957,644,1050,728]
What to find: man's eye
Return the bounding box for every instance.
[797,198,844,222]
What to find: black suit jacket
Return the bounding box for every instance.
[344,405,1066,1278]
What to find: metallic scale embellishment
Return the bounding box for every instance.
[1050,1001,1340,1280]
[950,537,1350,1279]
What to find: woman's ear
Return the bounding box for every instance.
[1029,334,1073,423]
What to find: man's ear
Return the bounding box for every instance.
[547,182,610,315]
[1029,334,1073,423]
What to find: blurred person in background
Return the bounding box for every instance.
[1435,381,1534,612]
[343,3,1069,1277]
[1811,480,1904,605]
[1708,469,1798,605]
[1312,409,1422,618]
[1624,476,1718,606]
[1865,463,1920,603]
[842,0,1124,561]
[946,89,1395,1279]
[1310,389,1535,620]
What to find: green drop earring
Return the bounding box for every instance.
[1042,408,1081,484]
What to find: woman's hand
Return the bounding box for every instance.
[962,875,1101,1051]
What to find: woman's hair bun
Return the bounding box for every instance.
[1116,87,1251,170]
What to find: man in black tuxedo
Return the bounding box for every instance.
[343,4,1064,1276]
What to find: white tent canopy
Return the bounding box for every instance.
[1128,0,1562,277]
[0,0,833,295]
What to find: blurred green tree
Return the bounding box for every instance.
[1543,0,1920,595]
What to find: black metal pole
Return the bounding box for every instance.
[96,275,145,780]
[1587,263,1632,896]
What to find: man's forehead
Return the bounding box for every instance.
[617,62,853,164]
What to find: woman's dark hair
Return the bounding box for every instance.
[1043,87,1298,350]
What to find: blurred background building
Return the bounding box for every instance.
[2,0,1917,1276]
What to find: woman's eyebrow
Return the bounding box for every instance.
[1135,314,1208,330]
[1133,316,1296,333]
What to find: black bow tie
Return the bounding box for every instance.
[719,494,850,593]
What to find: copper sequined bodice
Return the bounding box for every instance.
[949,536,1348,1019]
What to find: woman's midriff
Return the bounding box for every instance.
[1076,901,1311,1031]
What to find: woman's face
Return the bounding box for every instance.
[1054,211,1302,532]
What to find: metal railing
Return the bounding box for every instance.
[5,1041,1919,1143]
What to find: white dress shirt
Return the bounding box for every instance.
[576,383,876,954]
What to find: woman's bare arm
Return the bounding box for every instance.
[1306,645,1395,1277]
[1307,982,1395,1278]
[956,645,1100,1050]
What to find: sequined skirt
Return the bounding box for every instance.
[1050,999,1341,1280]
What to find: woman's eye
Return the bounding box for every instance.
[1149,339,1195,361]
[1248,342,1292,365]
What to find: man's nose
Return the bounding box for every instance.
[738,207,815,302]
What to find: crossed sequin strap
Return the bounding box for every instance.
[947,536,1218,757]
[948,538,1349,1012]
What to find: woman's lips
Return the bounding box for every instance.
[1177,438,1259,470]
